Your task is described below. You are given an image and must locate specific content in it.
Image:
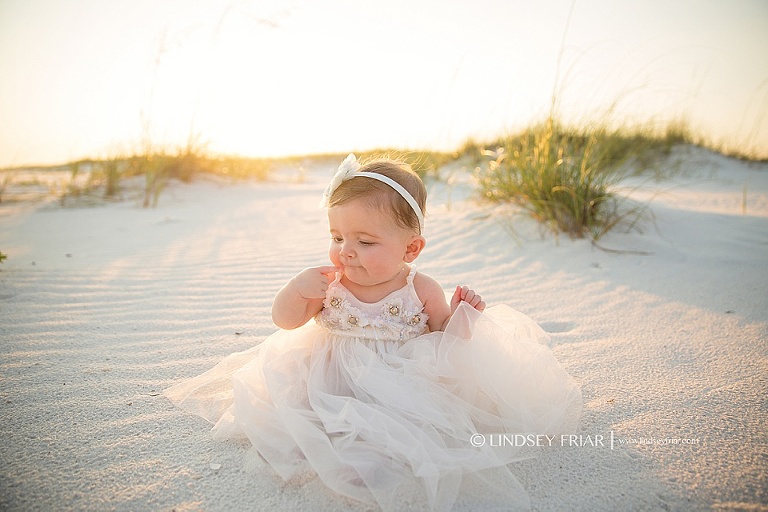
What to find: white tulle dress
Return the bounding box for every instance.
[164,268,582,511]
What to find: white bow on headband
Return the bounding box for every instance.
[320,154,360,208]
[319,153,425,233]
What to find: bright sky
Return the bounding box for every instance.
[1,0,767,168]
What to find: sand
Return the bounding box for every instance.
[1,146,766,511]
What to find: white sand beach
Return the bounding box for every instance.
[1,147,766,510]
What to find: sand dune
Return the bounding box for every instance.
[1,146,766,510]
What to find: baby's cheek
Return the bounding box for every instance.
[328,248,342,266]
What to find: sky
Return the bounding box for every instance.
[1,0,767,168]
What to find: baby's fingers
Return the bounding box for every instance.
[293,266,337,299]
[459,286,486,312]
[316,265,341,276]
[472,298,486,312]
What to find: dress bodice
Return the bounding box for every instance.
[315,267,429,342]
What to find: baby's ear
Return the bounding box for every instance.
[404,235,426,262]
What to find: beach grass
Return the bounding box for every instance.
[2,115,760,222]
[57,160,104,206]
[470,116,713,239]
[2,151,278,207]
[99,158,122,199]
[0,169,14,203]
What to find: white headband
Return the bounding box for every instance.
[320,154,425,233]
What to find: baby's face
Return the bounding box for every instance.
[327,198,414,289]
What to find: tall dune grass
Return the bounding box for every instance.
[466,0,733,240]
[16,149,275,208]
[58,160,104,206]
[130,148,274,207]
[100,157,122,198]
[6,115,758,216]
[0,170,14,204]
[472,117,691,240]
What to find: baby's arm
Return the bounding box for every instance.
[414,274,486,332]
[271,265,338,330]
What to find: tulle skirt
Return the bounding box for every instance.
[164,303,582,511]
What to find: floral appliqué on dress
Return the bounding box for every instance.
[316,270,429,342]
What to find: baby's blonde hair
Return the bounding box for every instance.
[328,159,426,234]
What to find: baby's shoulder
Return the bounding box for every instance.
[412,272,447,307]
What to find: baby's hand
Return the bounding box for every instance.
[291,266,339,300]
[450,285,486,313]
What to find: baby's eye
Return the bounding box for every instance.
[331,236,343,243]
[359,240,375,246]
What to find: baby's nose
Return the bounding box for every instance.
[340,244,355,258]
